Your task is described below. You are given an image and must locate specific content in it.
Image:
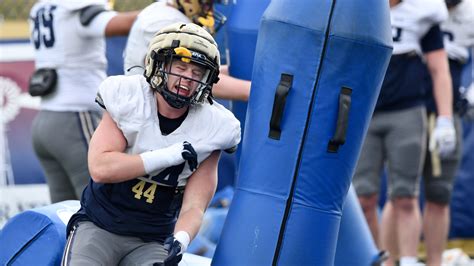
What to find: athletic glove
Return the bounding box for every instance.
[182,141,198,171]
[162,235,184,266]
[462,85,474,120]
[429,116,456,158]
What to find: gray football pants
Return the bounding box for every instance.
[423,113,463,204]
[62,221,168,266]
[32,110,101,203]
[353,106,427,198]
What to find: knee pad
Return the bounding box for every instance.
[425,182,452,205]
[390,183,418,199]
[353,179,379,196]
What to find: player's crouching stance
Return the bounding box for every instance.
[61,23,241,266]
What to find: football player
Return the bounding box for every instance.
[62,23,241,265]
[421,0,474,265]
[352,0,454,265]
[28,0,138,203]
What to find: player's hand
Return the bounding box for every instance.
[162,236,184,266]
[182,141,198,171]
[429,116,456,158]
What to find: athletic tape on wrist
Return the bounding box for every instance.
[174,231,190,252]
[140,142,184,174]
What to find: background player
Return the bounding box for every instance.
[352,0,454,265]
[421,0,474,264]
[28,0,139,203]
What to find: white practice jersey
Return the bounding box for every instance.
[29,0,116,111]
[38,0,110,11]
[123,2,189,76]
[97,75,241,186]
[390,0,448,55]
[442,0,474,62]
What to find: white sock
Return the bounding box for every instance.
[399,256,419,266]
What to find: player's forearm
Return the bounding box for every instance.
[214,74,251,101]
[174,207,206,241]
[432,74,453,117]
[173,152,219,240]
[427,49,453,117]
[88,152,146,183]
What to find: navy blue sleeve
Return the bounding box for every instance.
[420,24,444,53]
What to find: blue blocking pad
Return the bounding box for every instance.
[226,0,271,170]
[0,201,80,266]
[335,186,387,266]
[213,0,392,265]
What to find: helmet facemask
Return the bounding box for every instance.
[149,46,219,109]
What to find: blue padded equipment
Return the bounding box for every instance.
[226,0,271,175]
[335,186,388,266]
[0,201,80,266]
[212,0,392,265]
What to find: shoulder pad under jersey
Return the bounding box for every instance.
[79,5,107,26]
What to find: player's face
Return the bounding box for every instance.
[167,59,206,98]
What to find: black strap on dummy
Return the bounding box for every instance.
[327,86,352,153]
[269,73,293,140]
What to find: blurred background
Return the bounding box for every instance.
[0,1,158,225]
[0,0,473,263]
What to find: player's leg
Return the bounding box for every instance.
[62,221,127,265]
[32,110,76,202]
[60,111,101,199]
[353,113,385,247]
[384,106,427,265]
[119,241,168,265]
[423,114,462,266]
[379,201,399,265]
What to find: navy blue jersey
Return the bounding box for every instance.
[68,179,184,242]
[375,0,447,111]
[376,52,427,111]
[376,25,444,111]
[376,24,445,111]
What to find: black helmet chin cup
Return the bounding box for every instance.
[446,0,462,7]
[157,82,192,109]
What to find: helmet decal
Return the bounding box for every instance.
[174,47,192,63]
